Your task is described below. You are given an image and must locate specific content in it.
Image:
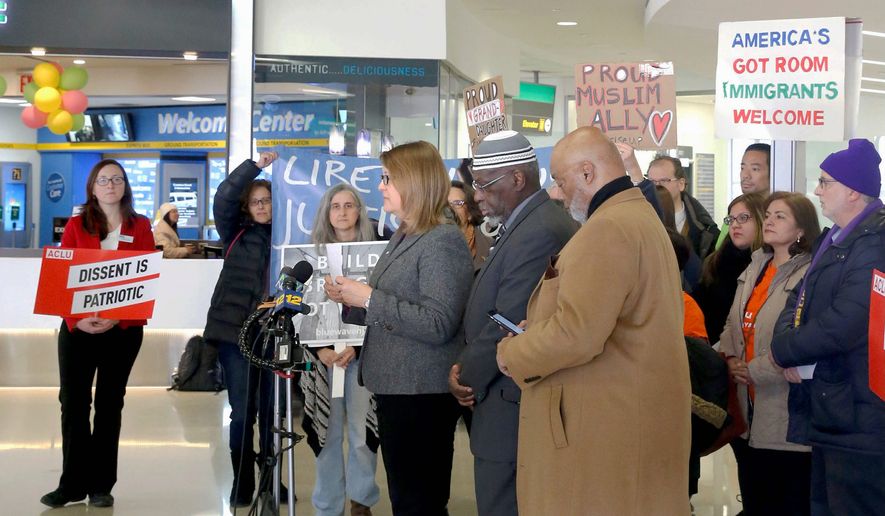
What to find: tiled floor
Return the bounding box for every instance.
[0,388,741,515]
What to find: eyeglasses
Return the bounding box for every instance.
[646,177,679,186]
[724,213,753,225]
[817,177,839,189]
[381,174,391,185]
[249,197,272,207]
[472,170,513,191]
[95,176,125,186]
[448,200,466,207]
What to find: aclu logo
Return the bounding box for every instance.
[874,274,885,297]
[46,248,73,260]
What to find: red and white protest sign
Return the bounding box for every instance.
[715,17,847,141]
[33,247,162,319]
[870,269,885,401]
[463,76,506,153]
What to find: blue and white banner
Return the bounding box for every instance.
[270,146,553,276]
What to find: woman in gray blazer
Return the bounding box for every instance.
[327,141,474,516]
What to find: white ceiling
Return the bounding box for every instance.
[2,3,885,109]
[465,0,885,92]
[0,55,351,107]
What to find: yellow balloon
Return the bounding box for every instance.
[47,110,74,134]
[34,87,62,113]
[33,63,60,88]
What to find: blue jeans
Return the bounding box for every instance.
[312,359,380,516]
[217,340,275,465]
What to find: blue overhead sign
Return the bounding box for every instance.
[38,101,337,144]
[255,56,439,87]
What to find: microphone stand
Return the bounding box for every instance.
[240,309,312,516]
[262,333,301,516]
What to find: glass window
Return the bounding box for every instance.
[253,56,440,157]
[117,157,158,220]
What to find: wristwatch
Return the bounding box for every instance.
[363,293,371,309]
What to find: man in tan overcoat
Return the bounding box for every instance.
[496,126,691,515]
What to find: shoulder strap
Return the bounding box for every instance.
[225,228,247,260]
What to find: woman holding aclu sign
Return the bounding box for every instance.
[326,141,474,516]
[300,182,390,516]
[41,159,155,509]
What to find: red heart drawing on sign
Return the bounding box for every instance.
[648,110,673,147]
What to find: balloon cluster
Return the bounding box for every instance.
[20,62,90,135]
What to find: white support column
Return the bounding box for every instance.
[771,140,797,192]
[226,0,255,172]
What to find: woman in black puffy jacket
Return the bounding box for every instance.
[203,151,278,507]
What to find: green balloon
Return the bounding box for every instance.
[24,81,39,103]
[0,75,7,96]
[59,67,88,90]
[71,113,86,131]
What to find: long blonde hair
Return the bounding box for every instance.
[380,141,449,235]
[311,183,376,244]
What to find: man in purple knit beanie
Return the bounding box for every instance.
[819,138,881,199]
[770,138,885,515]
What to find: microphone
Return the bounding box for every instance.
[273,261,313,315]
[269,260,314,367]
[274,266,295,292]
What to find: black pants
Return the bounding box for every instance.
[811,446,885,516]
[57,323,143,495]
[731,437,811,515]
[375,393,461,516]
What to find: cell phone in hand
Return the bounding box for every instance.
[487,311,524,334]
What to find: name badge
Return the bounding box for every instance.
[119,234,134,243]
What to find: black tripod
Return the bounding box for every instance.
[238,307,311,516]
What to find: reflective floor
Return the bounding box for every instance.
[0,388,741,515]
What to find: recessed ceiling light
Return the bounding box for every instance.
[864,59,885,66]
[557,21,578,26]
[31,47,46,56]
[862,30,885,38]
[183,52,198,61]
[302,88,338,95]
[862,76,885,83]
[171,96,216,102]
[0,98,26,104]
[73,59,86,65]
[860,88,885,95]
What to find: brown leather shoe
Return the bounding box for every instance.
[350,500,373,516]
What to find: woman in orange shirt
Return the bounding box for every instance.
[719,192,821,515]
